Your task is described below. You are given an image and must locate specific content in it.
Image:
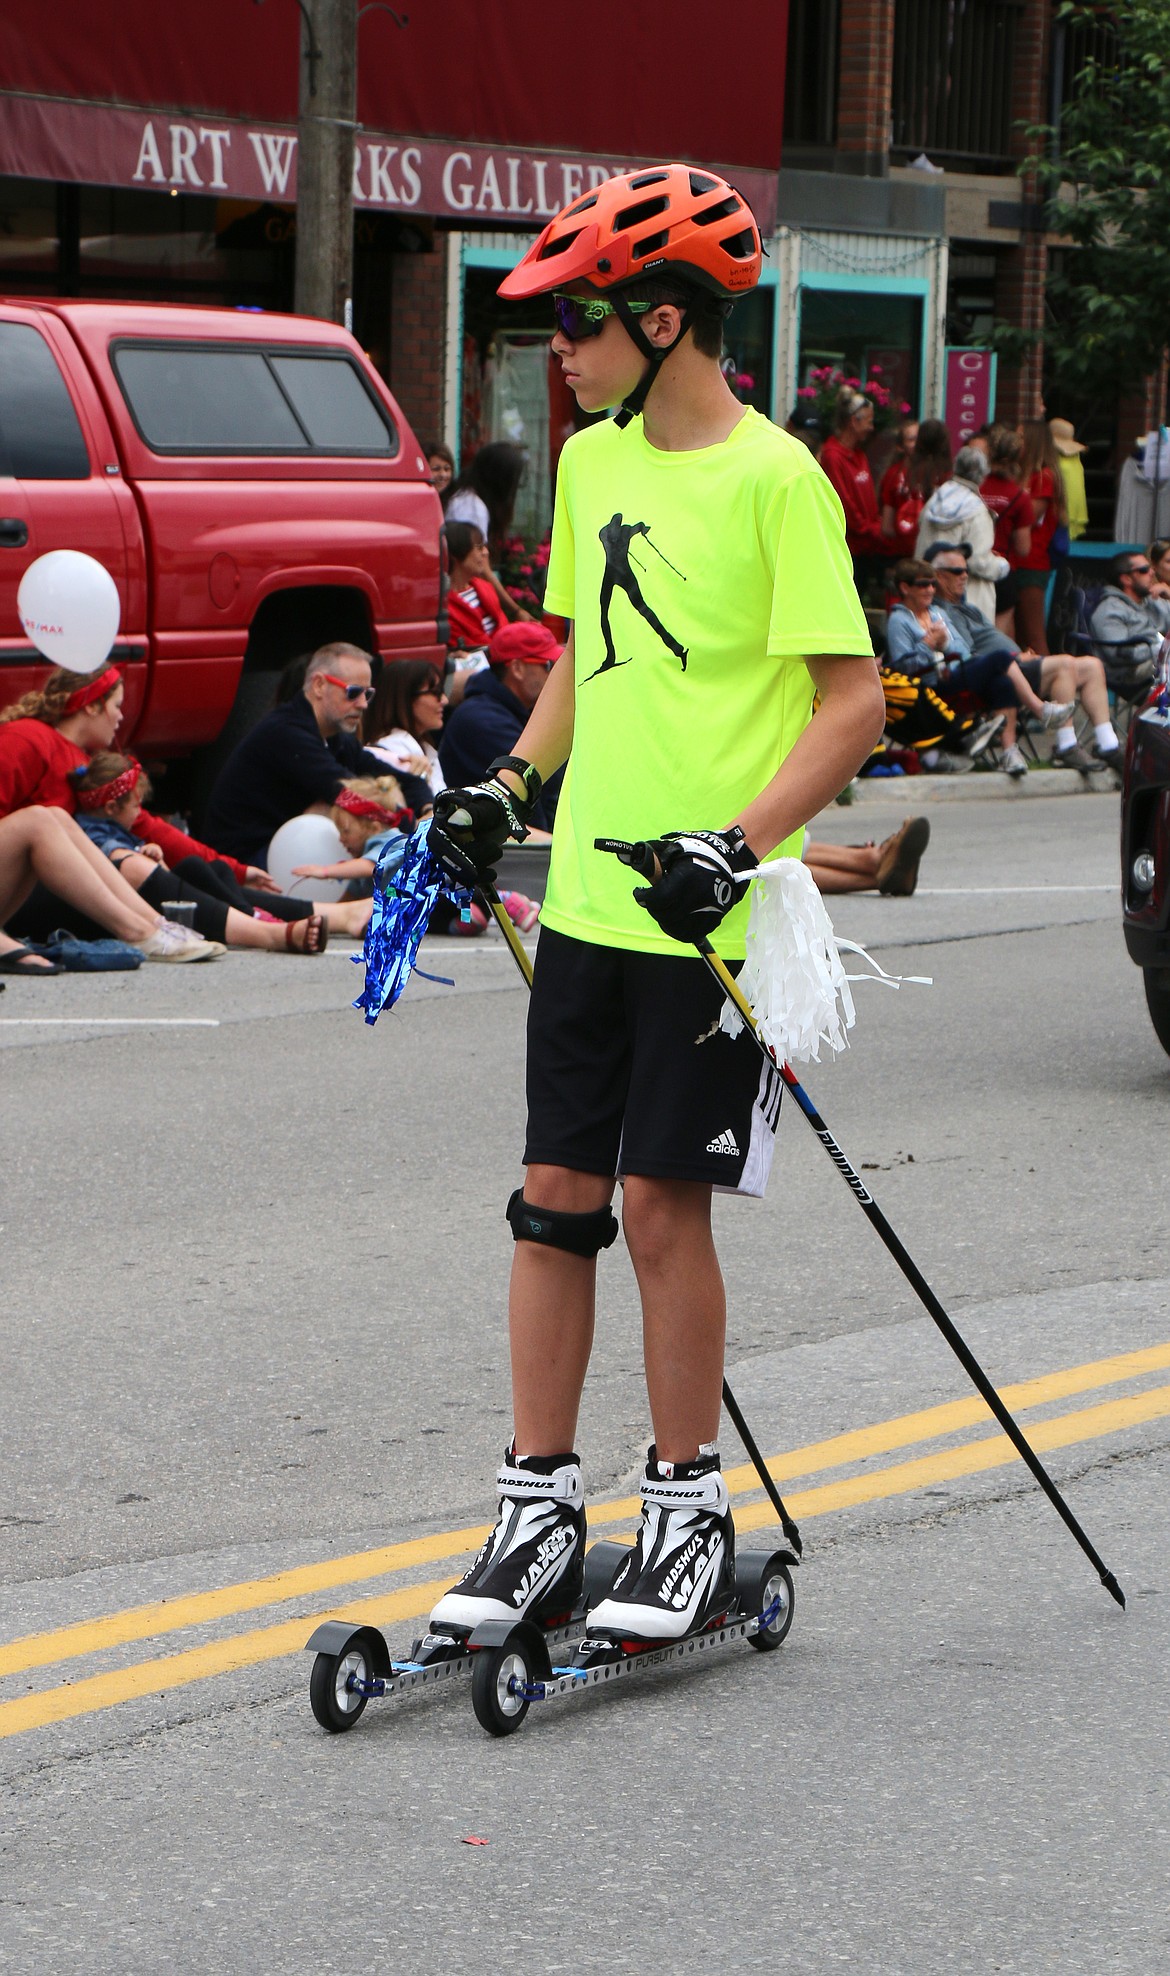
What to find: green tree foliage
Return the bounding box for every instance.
[995,2,1170,409]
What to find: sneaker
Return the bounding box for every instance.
[428,1448,585,1634]
[967,713,1006,759]
[877,815,931,896]
[933,750,974,774]
[499,890,540,933]
[446,901,490,937]
[1039,699,1077,729]
[138,920,225,962]
[1000,743,1029,778]
[586,1448,736,1644]
[1094,744,1125,774]
[1054,743,1107,774]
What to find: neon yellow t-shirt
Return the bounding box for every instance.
[540,407,874,957]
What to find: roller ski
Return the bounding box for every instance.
[306,1447,589,1733]
[467,1447,797,1738]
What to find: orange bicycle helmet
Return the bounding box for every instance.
[497,163,762,303]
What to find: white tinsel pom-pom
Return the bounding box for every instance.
[718,858,854,1064]
[718,859,932,1065]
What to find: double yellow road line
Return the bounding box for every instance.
[2,1340,1167,1742]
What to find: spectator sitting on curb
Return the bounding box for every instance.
[805,816,930,897]
[438,621,561,829]
[363,659,448,795]
[202,642,432,868]
[1090,551,1170,698]
[915,445,1009,619]
[922,544,1088,778]
[292,776,412,899]
[69,754,349,954]
[0,804,222,963]
[924,549,1114,786]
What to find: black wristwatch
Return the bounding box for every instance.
[488,755,544,807]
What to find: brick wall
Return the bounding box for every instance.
[994,236,1047,423]
[387,236,447,449]
[837,0,895,173]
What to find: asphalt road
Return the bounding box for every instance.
[1,781,1167,1974]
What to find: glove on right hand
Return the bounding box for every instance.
[431,772,534,882]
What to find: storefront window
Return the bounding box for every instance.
[723,287,774,418]
[0,178,59,289]
[798,287,923,417]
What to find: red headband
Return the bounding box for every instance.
[76,758,141,810]
[335,789,412,829]
[63,665,122,715]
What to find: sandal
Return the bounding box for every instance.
[0,943,64,975]
[285,911,327,955]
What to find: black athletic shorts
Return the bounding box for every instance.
[523,927,784,1197]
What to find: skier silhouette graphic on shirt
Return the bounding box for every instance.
[584,513,688,682]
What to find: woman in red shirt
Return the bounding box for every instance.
[1016,419,1068,654]
[0,662,124,815]
[980,426,1034,639]
[819,389,892,583]
[878,417,919,551]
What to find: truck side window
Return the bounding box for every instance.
[0,324,90,479]
[269,356,396,454]
[113,344,397,456]
[115,348,304,451]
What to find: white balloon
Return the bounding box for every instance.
[266,815,348,902]
[17,551,121,673]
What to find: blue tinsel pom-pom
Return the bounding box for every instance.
[353,820,472,1026]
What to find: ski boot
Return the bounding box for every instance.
[587,1445,736,1643]
[429,1447,586,1635]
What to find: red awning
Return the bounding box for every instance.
[0,1,787,193]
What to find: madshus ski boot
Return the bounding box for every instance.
[307,1450,594,1734]
[465,1451,796,1738]
[306,1449,797,1738]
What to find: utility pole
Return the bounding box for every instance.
[294,0,357,325]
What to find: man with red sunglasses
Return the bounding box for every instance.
[204,641,431,867]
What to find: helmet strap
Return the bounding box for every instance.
[611,291,693,429]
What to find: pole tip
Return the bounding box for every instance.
[1102,1571,1126,1610]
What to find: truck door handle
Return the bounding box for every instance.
[0,518,29,547]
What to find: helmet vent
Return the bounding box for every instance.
[613,194,669,232]
[721,226,757,260]
[633,230,669,259]
[629,171,670,190]
[688,172,718,196]
[537,230,580,261]
[563,192,599,218]
[694,195,742,227]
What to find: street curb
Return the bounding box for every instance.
[838,769,1122,805]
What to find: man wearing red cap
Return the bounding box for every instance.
[437,621,561,826]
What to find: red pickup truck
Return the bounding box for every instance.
[0,299,443,764]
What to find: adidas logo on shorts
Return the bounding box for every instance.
[706,1129,739,1155]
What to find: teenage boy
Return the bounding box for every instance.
[430,165,884,1644]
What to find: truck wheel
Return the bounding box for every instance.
[1143,967,1170,1056]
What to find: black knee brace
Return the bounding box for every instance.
[506,1189,619,1259]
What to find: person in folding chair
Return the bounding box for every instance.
[927,544,1121,778]
[426,164,885,1647]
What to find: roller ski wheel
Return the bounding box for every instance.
[737,1548,796,1652]
[309,1643,371,1733]
[471,1634,538,1737]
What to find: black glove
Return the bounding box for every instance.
[431,757,539,883]
[632,827,757,944]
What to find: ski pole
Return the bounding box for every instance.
[427,827,804,1555]
[597,835,1126,1610]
